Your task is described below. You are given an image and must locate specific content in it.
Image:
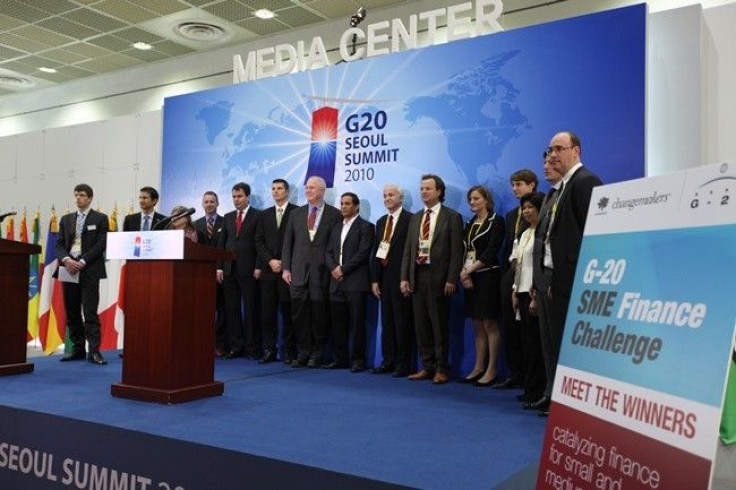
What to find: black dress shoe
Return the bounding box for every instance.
[529,396,551,411]
[491,376,521,390]
[392,369,410,378]
[61,352,87,362]
[321,361,348,369]
[291,357,308,368]
[370,365,394,374]
[350,364,366,373]
[88,352,107,365]
[61,351,86,362]
[461,372,484,384]
[224,349,244,359]
[258,351,276,364]
[307,359,320,369]
[474,376,498,387]
[283,356,294,365]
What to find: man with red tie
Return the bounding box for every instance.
[217,182,262,359]
[400,174,464,384]
[370,184,414,377]
[281,176,341,368]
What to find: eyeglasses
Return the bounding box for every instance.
[545,145,574,156]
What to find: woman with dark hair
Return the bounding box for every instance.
[511,191,547,405]
[460,185,505,386]
[170,205,205,243]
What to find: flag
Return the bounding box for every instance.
[99,203,127,350]
[722,356,736,444]
[5,215,15,240]
[19,210,28,243]
[38,207,67,354]
[27,210,41,341]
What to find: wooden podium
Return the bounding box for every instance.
[110,233,232,404]
[0,238,41,376]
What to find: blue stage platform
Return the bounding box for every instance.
[0,352,546,489]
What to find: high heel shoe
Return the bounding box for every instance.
[474,376,498,387]
[461,372,484,384]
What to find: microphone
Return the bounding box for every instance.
[152,208,196,230]
[0,211,17,223]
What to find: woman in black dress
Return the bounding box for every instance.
[460,185,505,386]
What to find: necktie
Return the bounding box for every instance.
[307,206,317,231]
[417,209,431,264]
[381,214,394,267]
[75,212,85,239]
[276,208,283,229]
[236,210,243,235]
[207,217,214,238]
[546,182,564,243]
[142,215,150,231]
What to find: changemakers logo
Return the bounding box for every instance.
[594,191,671,215]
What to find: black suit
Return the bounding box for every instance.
[401,205,463,374]
[281,202,341,363]
[54,209,109,354]
[547,165,602,387]
[533,187,559,399]
[122,212,165,232]
[325,216,375,367]
[194,214,227,352]
[370,209,413,372]
[500,205,526,382]
[219,206,262,356]
[255,203,297,358]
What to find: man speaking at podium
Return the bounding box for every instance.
[55,184,109,365]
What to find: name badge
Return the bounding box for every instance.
[375,240,391,259]
[418,239,431,258]
[464,250,476,269]
[87,224,97,231]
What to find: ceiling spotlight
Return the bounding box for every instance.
[254,9,276,20]
[350,6,367,27]
[39,67,57,73]
[133,42,153,50]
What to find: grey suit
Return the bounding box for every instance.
[400,205,463,373]
[281,202,341,363]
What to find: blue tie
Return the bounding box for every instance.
[143,215,150,231]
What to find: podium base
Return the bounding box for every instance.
[0,362,34,377]
[110,381,224,404]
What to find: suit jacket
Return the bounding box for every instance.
[194,214,224,247]
[281,203,341,288]
[325,216,375,293]
[370,209,411,285]
[532,189,557,293]
[463,212,505,270]
[219,207,261,277]
[255,203,297,279]
[122,212,165,231]
[548,165,602,298]
[54,208,109,280]
[400,205,464,294]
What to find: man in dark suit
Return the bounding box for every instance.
[122,186,165,231]
[194,190,227,357]
[55,183,109,365]
[370,184,413,377]
[531,154,562,412]
[541,130,603,413]
[494,169,538,390]
[255,179,297,364]
[324,192,375,372]
[400,174,464,385]
[217,182,262,359]
[281,176,341,368]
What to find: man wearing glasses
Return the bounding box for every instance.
[540,131,602,415]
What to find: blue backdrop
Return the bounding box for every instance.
[160,5,646,374]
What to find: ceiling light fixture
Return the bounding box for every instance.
[133,42,153,50]
[39,67,57,73]
[254,9,276,19]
